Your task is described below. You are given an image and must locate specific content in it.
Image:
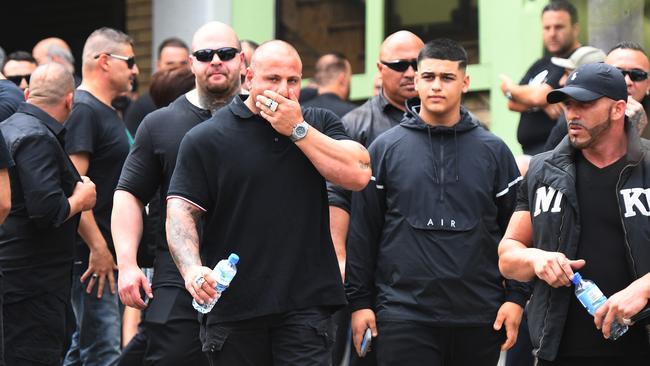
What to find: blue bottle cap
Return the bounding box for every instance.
[571,272,581,285]
[228,253,240,264]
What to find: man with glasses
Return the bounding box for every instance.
[113,21,243,366]
[326,31,422,365]
[63,27,139,366]
[545,42,650,149]
[499,62,650,366]
[2,50,37,91]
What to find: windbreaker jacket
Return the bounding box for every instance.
[345,101,529,325]
[523,120,650,361]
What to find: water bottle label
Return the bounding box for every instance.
[577,286,606,314]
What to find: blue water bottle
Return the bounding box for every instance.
[192,253,239,314]
[571,272,628,340]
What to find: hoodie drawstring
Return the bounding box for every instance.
[454,127,459,182]
[426,127,440,186]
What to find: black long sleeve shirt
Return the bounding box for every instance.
[0,103,81,303]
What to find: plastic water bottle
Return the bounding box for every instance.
[192,253,239,314]
[571,272,628,340]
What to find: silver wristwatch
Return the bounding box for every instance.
[290,120,310,142]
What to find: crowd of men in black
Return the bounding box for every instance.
[0,1,649,365]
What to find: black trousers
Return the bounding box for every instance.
[3,293,70,366]
[374,320,505,366]
[201,307,335,366]
[537,355,649,366]
[118,286,208,366]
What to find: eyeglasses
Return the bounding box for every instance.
[617,68,649,82]
[380,59,418,72]
[192,47,239,62]
[6,74,30,86]
[94,53,137,69]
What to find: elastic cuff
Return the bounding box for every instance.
[505,291,528,308]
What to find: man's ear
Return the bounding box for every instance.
[23,88,30,101]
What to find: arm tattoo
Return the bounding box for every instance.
[166,199,204,278]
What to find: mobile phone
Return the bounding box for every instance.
[359,328,372,357]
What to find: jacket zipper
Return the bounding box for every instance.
[536,209,566,357]
[616,162,640,280]
[439,134,444,201]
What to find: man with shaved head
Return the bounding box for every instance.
[113,21,242,366]
[0,63,96,365]
[303,52,356,118]
[325,32,423,365]
[166,39,370,365]
[63,27,139,366]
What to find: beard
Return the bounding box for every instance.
[568,116,612,149]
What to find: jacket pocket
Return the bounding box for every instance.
[308,317,336,349]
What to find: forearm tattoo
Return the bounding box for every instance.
[166,199,204,278]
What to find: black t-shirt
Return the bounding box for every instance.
[517,57,564,155]
[558,152,649,357]
[124,93,157,136]
[303,92,357,118]
[167,95,348,322]
[116,94,211,288]
[0,80,24,122]
[65,90,130,265]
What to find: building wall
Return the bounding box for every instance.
[127,0,153,91]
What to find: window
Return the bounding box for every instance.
[385,0,479,64]
[276,0,366,78]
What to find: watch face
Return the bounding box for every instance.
[295,125,307,136]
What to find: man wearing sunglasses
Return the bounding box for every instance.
[113,21,243,366]
[545,42,650,150]
[2,50,37,91]
[63,27,139,366]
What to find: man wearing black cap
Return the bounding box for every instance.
[498,62,650,365]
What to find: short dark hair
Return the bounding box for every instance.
[313,52,349,86]
[6,50,37,64]
[543,0,578,24]
[417,39,468,70]
[608,41,647,56]
[157,37,189,59]
[149,66,195,108]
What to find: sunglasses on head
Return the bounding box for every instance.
[94,53,137,69]
[617,68,649,82]
[192,47,239,62]
[380,59,418,72]
[6,74,30,86]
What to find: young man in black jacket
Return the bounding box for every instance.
[499,62,650,365]
[346,38,528,366]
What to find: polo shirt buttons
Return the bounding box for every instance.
[274,137,279,142]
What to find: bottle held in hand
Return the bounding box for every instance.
[572,272,628,340]
[192,253,239,314]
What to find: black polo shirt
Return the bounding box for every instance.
[116,94,211,288]
[0,103,80,303]
[65,90,130,267]
[167,95,348,322]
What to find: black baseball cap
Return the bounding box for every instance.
[547,62,627,104]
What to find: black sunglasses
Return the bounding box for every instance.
[6,74,30,86]
[381,59,418,72]
[617,68,649,82]
[193,47,239,62]
[94,53,137,69]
